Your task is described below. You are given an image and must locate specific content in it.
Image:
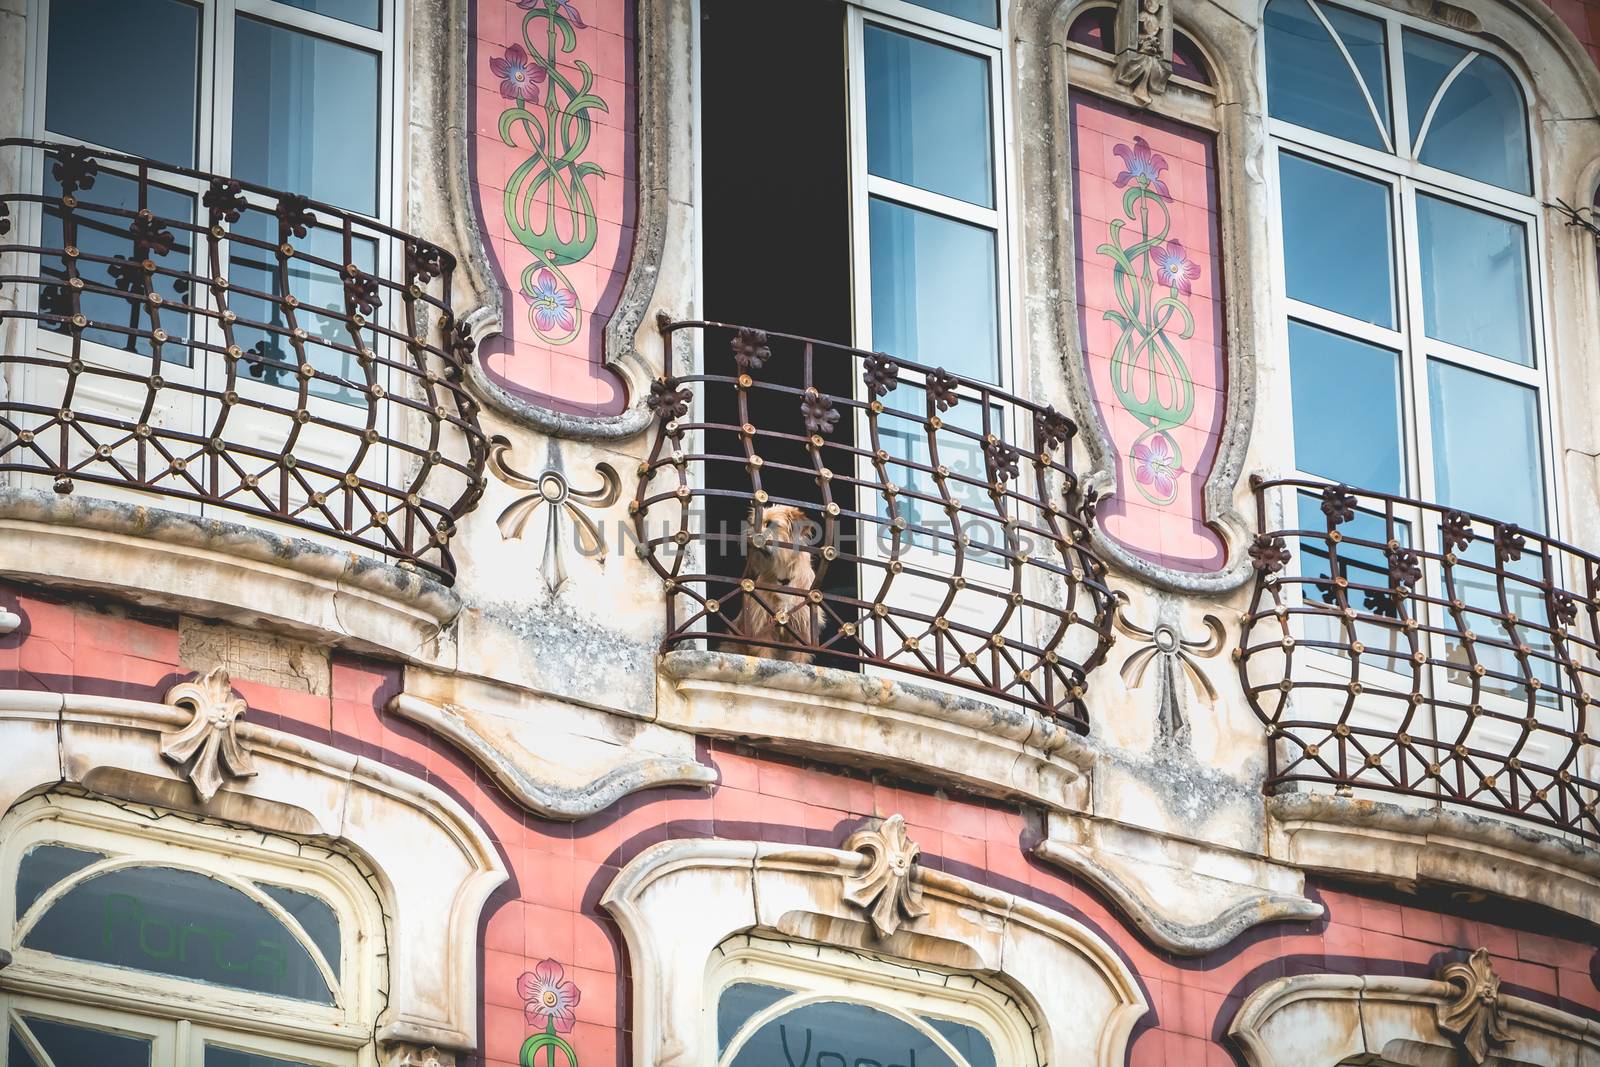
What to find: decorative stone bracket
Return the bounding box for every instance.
[384,1046,457,1067]
[1115,0,1172,104]
[160,667,256,803]
[842,815,929,938]
[1437,949,1513,1065]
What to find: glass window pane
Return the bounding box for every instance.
[258,883,341,978]
[232,17,380,215]
[1265,0,1389,149]
[1416,195,1533,366]
[270,0,379,29]
[1406,34,1531,193]
[866,27,993,207]
[8,1028,44,1067]
[1288,321,1405,493]
[869,198,999,382]
[718,983,793,1055]
[1279,154,1395,327]
[20,1017,150,1067]
[206,1047,316,1067]
[16,843,104,917]
[1428,360,1544,530]
[727,1000,967,1067]
[22,866,335,1003]
[39,163,196,364]
[901,0,998,28]
[1294,493,1414,669]
[45,0,200,166]
[926,1017,998,1067]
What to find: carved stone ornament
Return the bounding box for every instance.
[1114,0,1173,105]
[488,436,622,594]
[159,667,256,803]
[842,814,929,938]
[383,1046,457,1067]
[1436,948,1514,1064]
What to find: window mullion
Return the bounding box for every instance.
[1397,177,1431,507]
[1385,8,1412,160]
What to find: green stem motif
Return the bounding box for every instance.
[496,0,610,346]
[1095,141,1200,507]
[520,1016,578,1067]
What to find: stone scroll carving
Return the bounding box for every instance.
[1436,949,1514,1065]
[1115,0,1172,104]
[159,667,256,802]
[842,814,929,938]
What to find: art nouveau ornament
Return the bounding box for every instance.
[843,814,929,938]
[159,667,256,802]
[1115,0,1172,104]
[488,436,622,593]
[1436,949,1513,1065]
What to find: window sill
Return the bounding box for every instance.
[0,487,460,660]
[657,649,1093,812]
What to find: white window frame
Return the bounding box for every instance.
[0,794,384,1066]
[709,935,1039,1067]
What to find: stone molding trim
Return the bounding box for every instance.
[418,0,686,440]
[658,650,1093,812]
[160,668,257,803]
[601,836,1148,1067]
[1229,971,1600,1067]
[842,815,929,939]
[0,487,460,661]
[1035,811,1320,956]
[0,687,508,1053]
[387,691,715,820]
[1266,792,1600,928]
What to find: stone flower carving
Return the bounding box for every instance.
[1114,0,1172,104]
[1436,948,1513,1065]
[160,668,256,803]
[842,814,928,938]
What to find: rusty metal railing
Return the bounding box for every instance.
[630,318,1117,729]
[0,139,487,582]
[1238,476,1600,839]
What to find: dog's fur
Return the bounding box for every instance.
[727,505,817,664]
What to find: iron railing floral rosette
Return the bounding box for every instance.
[631,318,1117,730]
[0,140,487,583]
[1237,476,1600,840]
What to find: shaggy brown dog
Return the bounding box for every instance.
[727,505,817,664]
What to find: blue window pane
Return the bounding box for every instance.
[16,843,104,917]
[1406,34,1530,193]
[258,883,341,979]
[46,0,200,166]
[1288,321,1404,493]
[1416,196,1533,367]
[8,1028,44,1067]
[727,1000,966,1067]
[20,1017,150,1067]
[869,199,999,383]
[902,0,998,28]
[232,17,380,214]
[206,1047,317,1067]
[1265,0,1389,149]
[866,27,993,207]
[39,163,196,364]
[1279,154,1395,327]
[926,1017,998,1067]
[718,983,793,1055]
[272,0,380,29]
[1428,360,1543,531]
[23,866,335,1003]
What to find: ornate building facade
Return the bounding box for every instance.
[2,0,1600,1064]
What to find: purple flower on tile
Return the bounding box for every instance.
[490,43,546,103]
[1131,433,1181,501]
[518,958,581,1032]
[524,268,578,334]
[1152,239,1201,297]
[1112,135,1172,200]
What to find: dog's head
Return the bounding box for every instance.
[745,504,816,581]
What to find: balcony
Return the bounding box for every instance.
[0,139,486,586]
[632,319,1116,731]
[1238,477,1600,842]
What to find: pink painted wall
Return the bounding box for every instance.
[471,0,636,417]
[1072,95,1228,574]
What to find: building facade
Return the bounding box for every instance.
[2,0,1600,1064]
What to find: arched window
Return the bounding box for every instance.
[711,937,1038,1067]
[1,795,384,1067]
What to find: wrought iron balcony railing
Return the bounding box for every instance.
[0,139,486,583]
[1238,476,1600,841]
[631,319,1116,730]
